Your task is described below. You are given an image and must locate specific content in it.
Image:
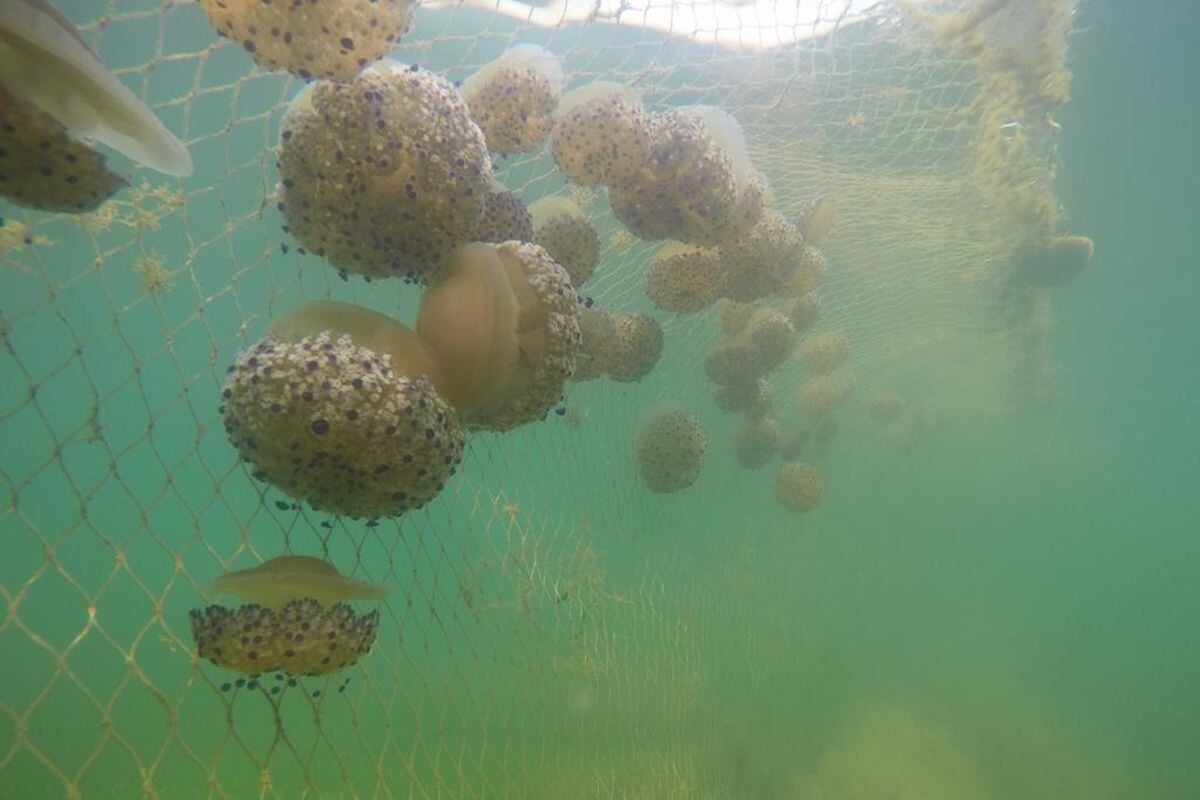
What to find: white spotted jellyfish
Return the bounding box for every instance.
[276,62,492,282]
[529,197,600,288]
[219,300,466,519]
[719,211,805,302]
[646,243,724,315]
[549,82,653,187]
[572,302,619,383]
[199,0,414,82]
[462,44,563,154]
[606,311,664,383]
[635,407,708,493]
[190,555,387,678]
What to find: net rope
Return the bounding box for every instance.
[1,0,1076,797]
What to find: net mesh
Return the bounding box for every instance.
[1,0,1077,797]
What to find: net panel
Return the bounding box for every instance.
[1,0,1077,797]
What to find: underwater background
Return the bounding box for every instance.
[1,0,1196,798]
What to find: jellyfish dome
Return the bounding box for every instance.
[799,331,852,375]
[743,310,797,376]
[796,371,857,417]
[646,243,724,314]
[716,299,756,336]
[199,0,414,82]
[704,338,762,387]
[776,461,824,513]
[733,416,781,470]
[462,44,563,154]
[719,212,805,301]
[219,301,466,518]
[473,181,535,244]
[635,407,708,493]
[530,197,601,288]
[785,292,821,334]
[868,390,908,423]
[713,378,772,420]
[276,63,492,281]
[549,82,653,187]
[607,312,664,383]
[572,303,619,382]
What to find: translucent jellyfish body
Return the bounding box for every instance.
[607,311,664,383]
[646,243,724,314]
[868,390,907,423]
[733,416,781,470]
[220,301,466,518]
[713,378,771,420]
[0,0,191,210]
[462,45,563,154]
[419,242,581,431]
[473,182,535,243]
[199,0,413,82]
[776,462,824,513]
[210,555,388,611]
[743,311,796,376]
[796,371,857,417]
[785,293,821,334]
[704,339,761,387]
[781,247,827,298]
[0,88,124,212]
[608,109,741,247]
[635,408,708,493]
[276,63,492,281]
[719,212,805,302]
[794,195,837,245]
[716,299,756,336]
[572,303,619,382]
[530,197,600,287]
[549,82,653,186]
[799,331,851,375]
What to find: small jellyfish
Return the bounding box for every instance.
[733,416,781,470]
[743,311,796,377]
[635,407,707,493]
[462,45,563,154]
[277,63,492,281]
[606,312,664,383]
[716,299,756,336]
[785,293,821,334]
[719,212,805,302]
[780,247,827,298]
[796,372,857,417]
[199,0,414,82]
[704,339,762,388]
[798,331,851,375]
[776,462,824,513]
[1009,234,1094,287]
[473,181,535,244]
[572,303,619,383]
[713,379,772,420]
[646,243,724,314]
[220,301,465,518]
[549,82,653,187]
[868,391,907,423]
[529,197,600,288]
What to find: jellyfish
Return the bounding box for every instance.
[716,299,756,336]
[572,303,619,382]
[530,197,600,287]
[420,241,581,431]
[191,555,386,678]
[704,339,762,387]
[733,416,781,470]
[785,293,821,334]
[776,462,824,513]
[473,181,535,244]
[781,247,827,298]
[719,212,805,302]
[549,82,653,186]
[646,243,724,314]
[220,300,466,518]
[1009,234,1094,287]
[794,195,837,244]
[799,331,852,375]
[462,44,563,154]
[198,0,413,82]
[635,407,707,493]
[210,555,389,611]
[276,63,492,281]
[0,0,192,210]
[779,427,810,461]
[606,312,664,383]
[608,108,742,246]
[713,378,772,420]
[743,311,796,376]
[868,391,907,423]
[796,372,856,417]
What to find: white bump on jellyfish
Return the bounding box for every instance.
[285,83,317,120]
[462,43,563,96]
[555,80,638,116]
[676,104,753,191]
[528,195,584,223]
[210,555,389,612]
[0,0,193,176]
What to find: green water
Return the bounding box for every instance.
[2,0,1197,798]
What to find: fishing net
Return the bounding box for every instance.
[1,0,1079,797]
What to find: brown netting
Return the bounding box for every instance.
[1,0,1078,797]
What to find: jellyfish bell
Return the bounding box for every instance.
[211,555,389,612]
[794,195,837,244]
[417,243,520,414]
[0,0,192,177]
[1010,234,1094,287]
[462,44,563,154]
[529,196,600,287]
